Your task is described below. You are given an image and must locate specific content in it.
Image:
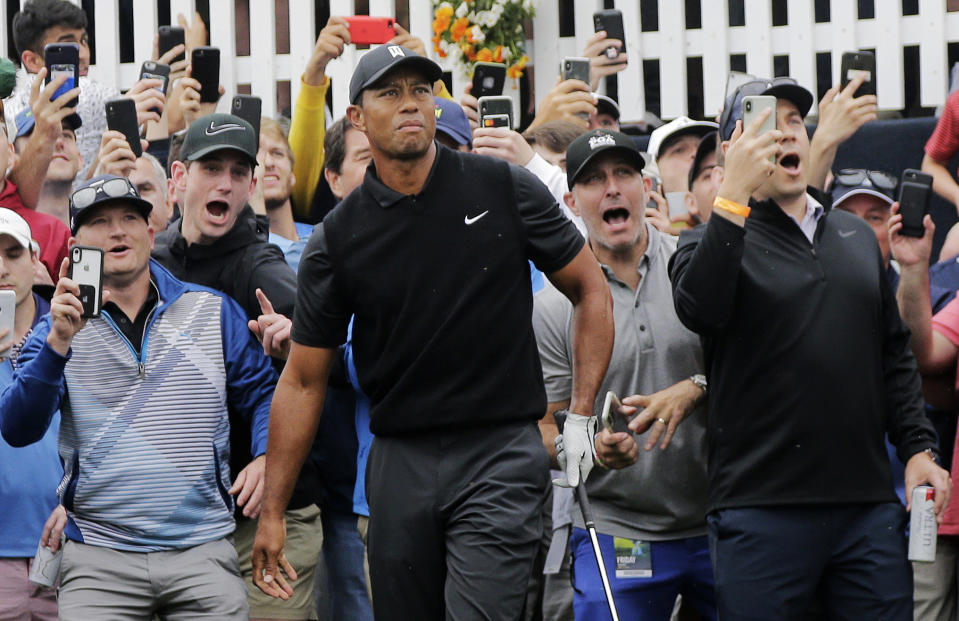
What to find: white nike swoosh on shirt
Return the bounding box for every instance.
[465,211,489,225]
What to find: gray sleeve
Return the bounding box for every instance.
[531,283,575,403]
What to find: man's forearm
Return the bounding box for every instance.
[260,372,327,519]
[9,135,55,210]
[568,286,613,415]
[922,154,959,210]
[806,134,838,191]
[897,263,935,370]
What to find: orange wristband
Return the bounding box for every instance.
[713,196,751,218]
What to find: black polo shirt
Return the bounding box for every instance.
[102,281,159,355]
[293,144,584,435]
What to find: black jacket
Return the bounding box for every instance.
[670,190,937,512]
[152,205,297,320]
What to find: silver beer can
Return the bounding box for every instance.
[27,540,62,587]
[909,485,937,563]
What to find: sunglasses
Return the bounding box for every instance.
[833,168,897,192]
[71,177,139,210]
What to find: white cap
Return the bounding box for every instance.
[0,208,33,250]
[647,116,719,161]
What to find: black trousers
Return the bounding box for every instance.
[708,502,913,621]
[366,420,549,621]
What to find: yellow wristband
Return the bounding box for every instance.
[713,196,751,218]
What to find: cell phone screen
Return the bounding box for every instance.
[50,64,76,99]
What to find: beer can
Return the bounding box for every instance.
[27,540,62,587]
[908,485,937,562]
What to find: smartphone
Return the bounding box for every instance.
[158,25,186,65]
[231,95,262,138]
[345,16,396,46]
[562,57,591,84]
[725,70,757,99]
[898,169,933,238]
[601,391,629,434]
[69,246,104,318]
[647,173,662,211]
[593,9,625,59]
[105,98,142,158]
[0,290,15,359]
[44,43,79,108]
[471,62,506,98]
[139,61,170,95]
[742,95,777,162]
[840,50,876,97]
[477,95,513,129]
[191,47,221,103]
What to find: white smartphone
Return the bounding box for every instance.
[742,95,777,162]
[69,245,104,318]
[601,391,627,433]
[0,290,15,358]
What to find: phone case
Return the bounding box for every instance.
[191,47,221,103]
[593,9,625,58]
[0,290,15,359]
[139,61,170,95]
[158,26,186,65]
[105,98,142,158]
[563,57,591,84]
[471,62,506,98]
[345,16,396,45]
[44,43,80,108]
[742,95,777,163]
[69,246,104,318]
[898,169,932,237]
[477,96,513,129]
[840,51,876,97]
[231,95,262,138]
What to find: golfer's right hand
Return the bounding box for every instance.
[252,514,298,599]
[553,412,597,488]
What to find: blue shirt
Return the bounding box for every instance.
[269,222,314,272]
[0,293,60,557]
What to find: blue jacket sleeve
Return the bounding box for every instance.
[0,317,68,447]
[220,295,278,457]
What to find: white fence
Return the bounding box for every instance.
[2,0,957,123]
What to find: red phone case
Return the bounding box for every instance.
[345,16,396,45]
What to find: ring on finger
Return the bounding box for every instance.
[656,417,668,425]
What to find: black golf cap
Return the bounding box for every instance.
[180,113,258,167]
[349,45,443,104]
[566,129,650,188]
[70,174,153,234]
[719,77,814,141]
[688,131,719,188]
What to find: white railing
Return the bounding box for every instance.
[2,0,956,123]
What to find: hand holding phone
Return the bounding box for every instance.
[898,169,933,238]
[593,10,626,59]
[562,57,591,84]
[44,43,80,108]
[477,95,513,129]
[601,391,630,434]
[742,95,778,162]
[840,51,876,97]
[105,98,143,158]
[158,26,186,65]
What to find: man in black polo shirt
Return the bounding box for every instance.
[252,45,614,619]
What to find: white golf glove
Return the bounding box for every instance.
[552,412,597,488]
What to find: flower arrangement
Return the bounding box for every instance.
[432,0,534,78]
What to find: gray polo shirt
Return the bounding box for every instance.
[532,223,708,541]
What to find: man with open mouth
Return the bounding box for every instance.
[670,77,951,620]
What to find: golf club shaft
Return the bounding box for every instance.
[577,484,620,621]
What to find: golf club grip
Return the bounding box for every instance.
[576,484,595,527]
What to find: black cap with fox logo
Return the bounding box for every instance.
[180,113,258,167]
[566,129,649,188]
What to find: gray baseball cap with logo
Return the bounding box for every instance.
[180,113,258,167]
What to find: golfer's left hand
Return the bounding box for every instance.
[553,412,597,488]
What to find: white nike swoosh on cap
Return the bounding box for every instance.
[205,121,245,136]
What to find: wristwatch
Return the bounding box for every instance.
[689,374,707,393]
[923,447,941,466]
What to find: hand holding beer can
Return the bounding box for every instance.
[909,485,937,562]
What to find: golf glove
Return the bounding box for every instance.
[553,412,597,488]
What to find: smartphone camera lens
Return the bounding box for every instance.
[744,101,752,112]
[72,248,80,260]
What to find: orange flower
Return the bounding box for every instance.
[476,48,493,62]
[493,45,504,62]
[451,17,469,42]
[507,56,529,78]
[433,5,454,34]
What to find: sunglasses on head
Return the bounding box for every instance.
[833,168,897,192]
[71,178,139,210]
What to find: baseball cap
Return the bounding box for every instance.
[594,94,620,120]
[719,76,814,141]
[646,116,719,160]
[688,131,719,188]
[434,97,471,147]
[349,45,443,104]
[180,113,258,167]
[566,129,649,188]
[15,107,82,139]
[70,174,153,234]
[0,207,33,250]
[830,168,897,208]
